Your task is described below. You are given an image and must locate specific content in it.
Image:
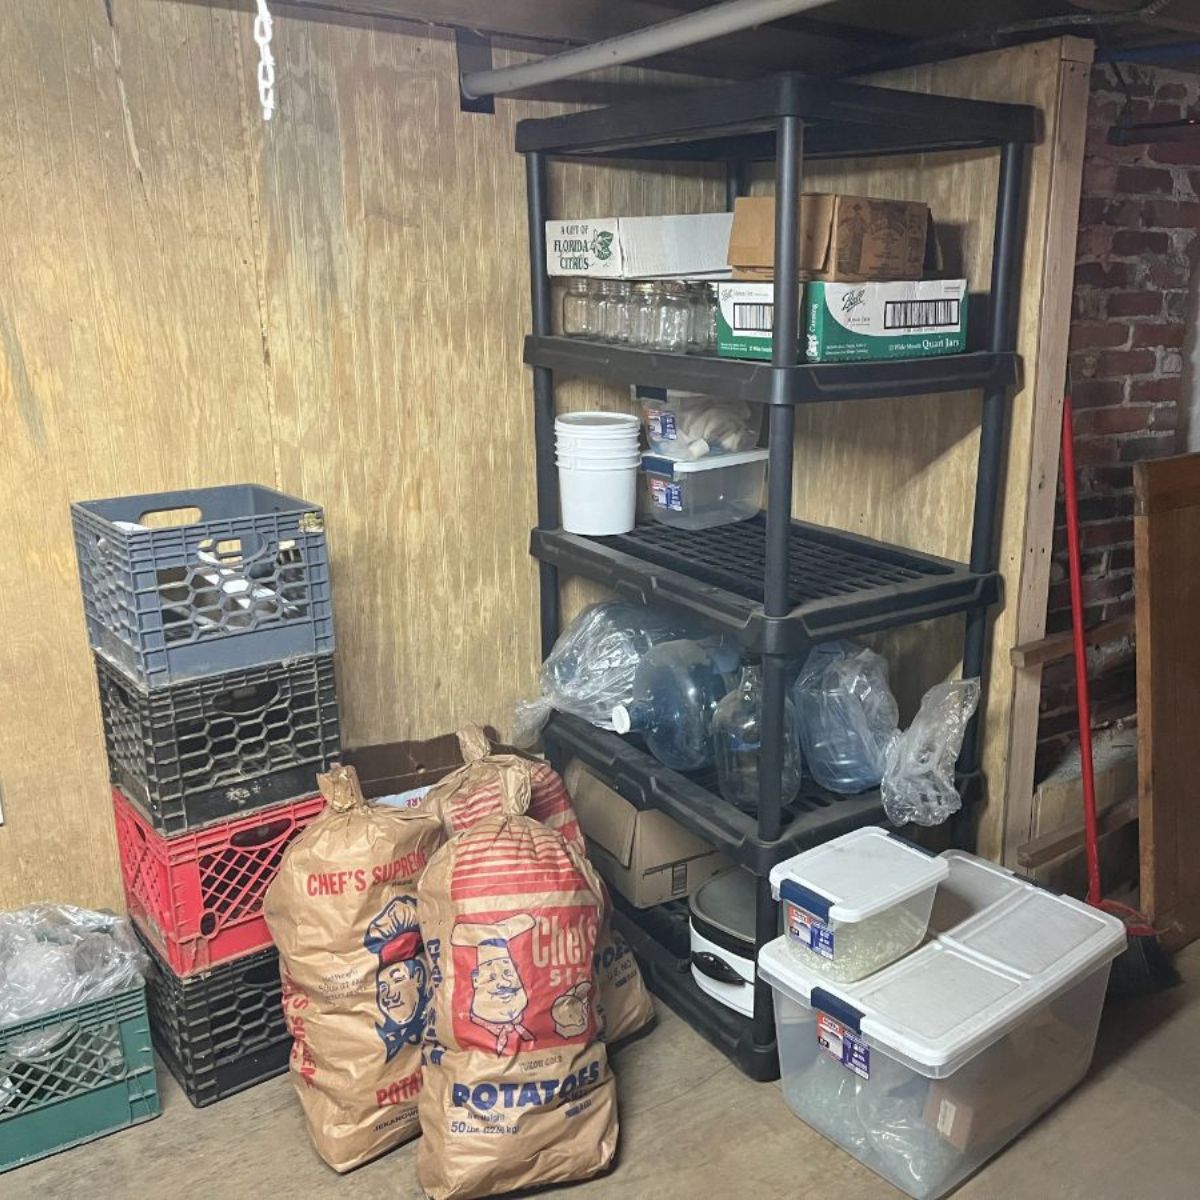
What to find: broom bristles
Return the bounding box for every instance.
[1107,930,1181,1000]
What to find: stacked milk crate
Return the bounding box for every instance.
[71,485,340,1107]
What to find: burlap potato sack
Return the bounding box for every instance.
[264,764,443,1172]
[416,768,618,1200]
[427,726,653,1044]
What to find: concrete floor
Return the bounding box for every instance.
[10,942,1200,1200]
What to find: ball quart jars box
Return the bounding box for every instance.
[757,851,1126,1200]
[768,827,949,983]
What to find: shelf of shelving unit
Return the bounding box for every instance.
[542,713,894,875]
[524,336,1021,406]
[531,515,1000,656]
[515,72,1040,160]
[518,68,1034,1080]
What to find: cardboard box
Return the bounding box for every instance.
[565,759,731,907]
[923,1013,1092,1152]
[340,730,497,805]
[545,213,733,279]
[807,279,968,362]
[716,279,968,363]
[727,194,929,283]
[715,281,793,361]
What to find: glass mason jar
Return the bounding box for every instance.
[688,282,718,354]
[630,281,659,348]
[602,280,633,344]
[588,279,609,338]
[685,283,707,354]
[562,278,592,337]
[653,281,691,353]
[712,664,803,814]
[592,280,618,341]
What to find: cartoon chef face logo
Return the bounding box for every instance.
[364,896,429,1060]
[451,915,536,1055]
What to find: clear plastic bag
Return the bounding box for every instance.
[641,391,760,460]
[793,641,900,794]
[0,905,147,1028]
[513,603,697,746]
[881,679,981,827]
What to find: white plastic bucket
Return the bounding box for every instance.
[556,433,639,450]
[556,446,641,463]
[559,463,638,535]
[558,458,641,473]
[555,412,639,435]
[556,436,640,455]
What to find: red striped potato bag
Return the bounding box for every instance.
[427,727,653,1043]
[417,770,618,1199]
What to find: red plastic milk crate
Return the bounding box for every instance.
[113,787,324,976]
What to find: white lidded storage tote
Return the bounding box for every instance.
[759,850,1127,1200]
[641,448,767,530]
[768,827,949,983]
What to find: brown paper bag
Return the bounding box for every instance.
[428,727,654,1044]
[417,770,618,1200]
[263,764,443,1172]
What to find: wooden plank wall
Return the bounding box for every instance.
[0,1,1077,908]
[0,0,716,909]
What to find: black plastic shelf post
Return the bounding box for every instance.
[519,71,1030,1081]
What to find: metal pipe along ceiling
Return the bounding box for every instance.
[460,0,838,99]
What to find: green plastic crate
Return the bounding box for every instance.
[0,983,159,1173]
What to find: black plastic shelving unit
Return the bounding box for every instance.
[517,71,1036,1081]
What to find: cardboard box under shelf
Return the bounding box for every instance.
[565,759,731,907]
[727,194,930,283]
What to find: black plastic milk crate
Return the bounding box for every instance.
[139,932,290,1108]
[71,484,334,689]
[97,650,340,835]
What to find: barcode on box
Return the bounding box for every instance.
[733,302,774,333]
[670,862,688,896]
[883,298,960,330]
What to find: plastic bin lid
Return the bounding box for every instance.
[767,827,949,923]
[928,850,1025,936]
[641,448,769,477]
[758,858,1127,1076]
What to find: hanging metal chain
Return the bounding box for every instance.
[254,0,276,122]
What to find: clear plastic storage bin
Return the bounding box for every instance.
[758,852,1126,1200]
[642,449,767,530]
[769,827,949,983]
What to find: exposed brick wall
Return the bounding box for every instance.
[1036,62,1196,781]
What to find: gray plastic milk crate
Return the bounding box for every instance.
[71,485,334,689]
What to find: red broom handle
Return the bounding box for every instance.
[1061,392,1103,906]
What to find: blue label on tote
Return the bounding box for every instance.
[786,902,835,960]
[817,1013,870,1080]
[650,479,684,512]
